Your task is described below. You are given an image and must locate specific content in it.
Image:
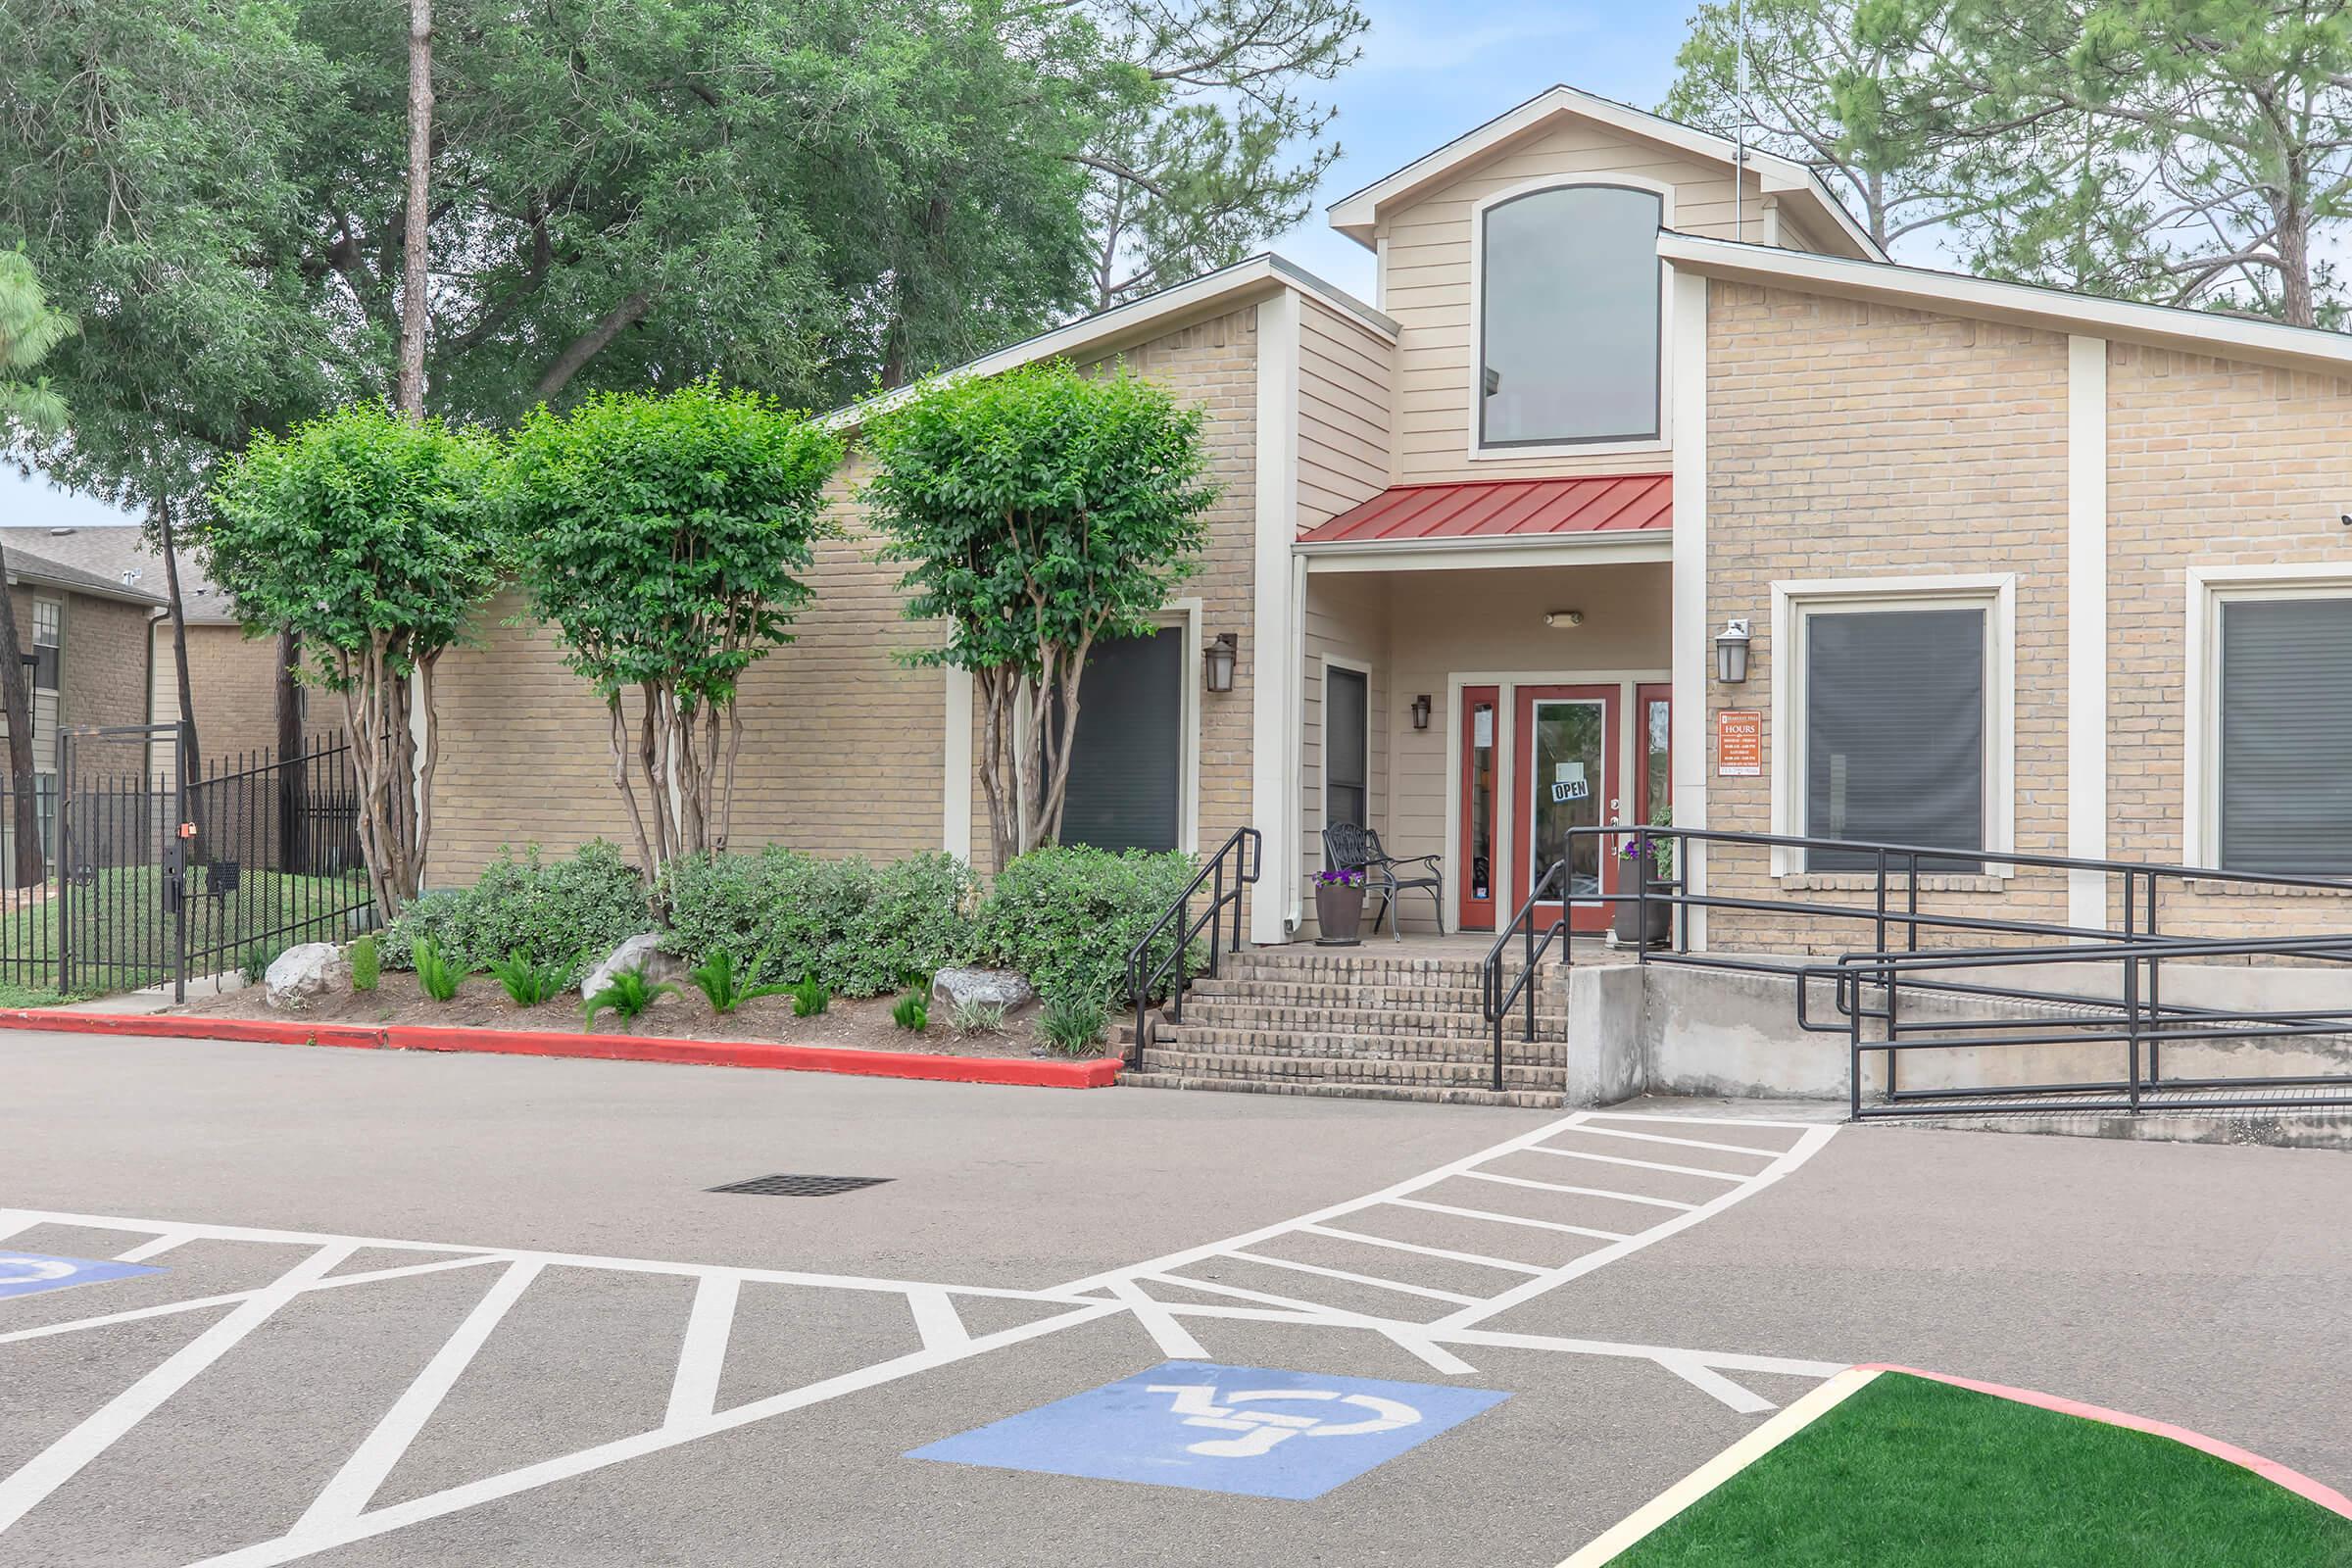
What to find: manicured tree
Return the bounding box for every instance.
[205,405,501,918]
[501,382,843,884]
[863,360,1215,865]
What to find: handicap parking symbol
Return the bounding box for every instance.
[907,1360,1510,1498]
[0,1253,163,1300]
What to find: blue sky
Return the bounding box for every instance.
[0,3,1699,531]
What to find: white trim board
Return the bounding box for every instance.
[2065,335,2108,932]
[1298,534,1672,574]
[1668,267,1710,950]
[1252,289,1304,943]
[1767,573,2018,880]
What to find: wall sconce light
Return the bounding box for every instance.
[1543,610,1585,629]
[1410,694,1432,730]
[1202,632,1238,693]
[1714,617,1752,683]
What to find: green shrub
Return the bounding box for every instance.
[382,843,646,973]
[348,934,381,993]
[486,952,573,1007]
[659,848,976,997]
[891,990,929,1032]
[787,974,830,1017]
[1038,991,1107,1055]
[686,948,794,1015]
[583,966,676,1029]
[413,937,472,1003]
[972,847,1199,1006]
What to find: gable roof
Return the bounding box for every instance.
[828,254,1394,433]
[0,530,170,608]
[1326,83,1885,264]
[1657,230,2352,377]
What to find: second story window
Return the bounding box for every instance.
[1479,183,1665,448]
[30,599,60,692]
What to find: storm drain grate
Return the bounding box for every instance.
[706,1174,893,1199]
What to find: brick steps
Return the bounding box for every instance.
[1176,1002,1566,1042]
[1119,1071,1562,1110]
[1157,1026,1562,1066]
[1140,1047,1565,1091]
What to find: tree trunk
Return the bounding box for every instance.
[154,497,201,778]
[399,0,433,419]
[0,548,40,890]
[274,629,303,873]
[2278,199,2314,328]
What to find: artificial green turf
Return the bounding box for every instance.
[1615,1373,2352,1567]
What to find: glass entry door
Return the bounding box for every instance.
[1513,684,1619,933]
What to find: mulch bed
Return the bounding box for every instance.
[174,971,1090,1062]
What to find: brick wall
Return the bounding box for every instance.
[1701,282,2072,951]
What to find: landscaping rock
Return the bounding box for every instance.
[581,933,678,1000]
[932,967,1034,1011]
[264,943,347,1010]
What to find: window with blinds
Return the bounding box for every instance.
[1056,627,1183,854]
[30,599,59,692]
[2219,597,2352,875]
[1803,606,1985,871]
[1325,665,1369,840]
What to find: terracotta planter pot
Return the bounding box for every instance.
[1612,862,1672,948]
[1314,882,1366,945]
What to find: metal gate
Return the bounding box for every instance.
[54,724,373,1003]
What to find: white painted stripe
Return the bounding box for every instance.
[191,1302,1124,1568]
[1658,1356,1774,1413]
[1106,1278,1208,1360]
[1428,1124,1840,1334]
[1387,1335,1477,1377]
[114,1231,197,1262]
[1517,1146,1751,1181]
[0,1213,39,1247]
[1439,1324,1846,1381]
[297,1259,544,1529]
[1385,1197,1659,1239]
[1055,1109,1605,1295]
[1555,1368,1879,1567]
[1564,1125,1785,1158]
[1296,1223,1548,1277]
[906,1288,968,1354]
[663,1273,741,1428]
[1139,1273,1353,1319]
[1451,1175,1645,1235]
[1579,1111,1825,1130]
[0,1254,513,1346]
[0,1242,358,1534]
[1223,1250,1484,1306]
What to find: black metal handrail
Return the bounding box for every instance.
[1479,858,1570,1094]
[1556,823,2352,1118]
[1125,826,1261,1066]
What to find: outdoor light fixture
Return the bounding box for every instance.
[1203,632,1238,693]
[1715,617,1752,683]
[1410,694,1432,730]
[1543,610,1585,628]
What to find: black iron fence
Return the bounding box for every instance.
[1482,824,2352,1118]
[0,725,376,1002]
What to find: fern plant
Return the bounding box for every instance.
[891,990,929,1032]
[583,965,678,1029]
[786,975,830,1017]
[1038,992,1106,1055]
[487,951,573,1007]
[687,948,796,1015]
[413,938,473,1004]
[348,934,381,993]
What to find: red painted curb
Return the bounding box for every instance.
[1857,1364,2352,1521]
[0,1009,1118,1089]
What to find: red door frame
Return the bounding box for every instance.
[1457,686,1499,931]
[1511,683,1620,933]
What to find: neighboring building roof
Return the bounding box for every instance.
[1656,230,2352,376]
[1326,84,1886,263]
[0,526,226,618]
[828,253,1394,432]
[1297,474,1672,548]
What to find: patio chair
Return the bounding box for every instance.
[1321,822,1444,942]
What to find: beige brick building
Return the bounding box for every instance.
[424,83,2352,959]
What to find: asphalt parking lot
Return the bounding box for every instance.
[2,1029,2346,1566]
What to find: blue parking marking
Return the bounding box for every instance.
[907,1360,1510,1499]
[0,1252,164,1300]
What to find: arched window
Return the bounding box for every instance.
[1478,183,1665,448]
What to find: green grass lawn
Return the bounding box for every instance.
[0,864,370,994]
[1617,1373,2352,1567]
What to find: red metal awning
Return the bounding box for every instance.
[1296,473,1671,547]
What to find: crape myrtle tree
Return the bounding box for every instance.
[864,361,1215,865]
[501,383,843,885]
[206,405,501,918]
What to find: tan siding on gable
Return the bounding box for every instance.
[1297,295,1394,528]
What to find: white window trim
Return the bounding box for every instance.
[2182,563,2352,872]
[1317,654,1374,864]
[1768,574,2017,879]
[1466,173,1676,463]
[30,597,60,694]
